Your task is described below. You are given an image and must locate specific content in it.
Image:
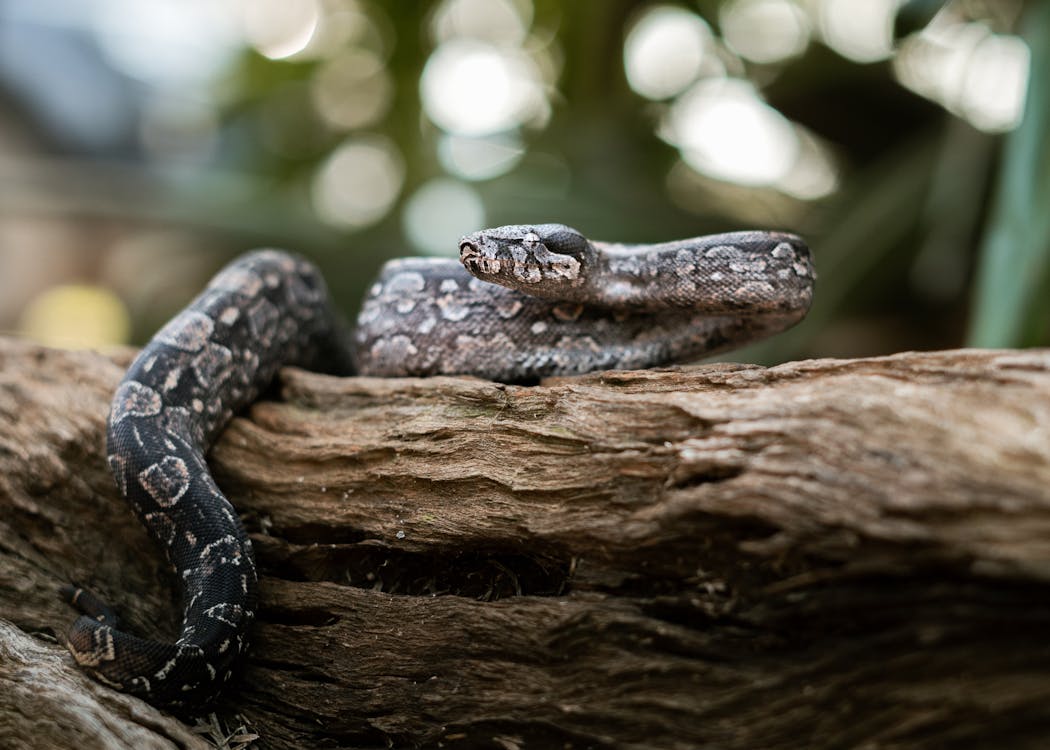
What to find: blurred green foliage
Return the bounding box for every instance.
[968,2,1050,347]
[5,0,1048,360]
[210,1,1050,361]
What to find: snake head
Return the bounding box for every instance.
[459,224,594,298]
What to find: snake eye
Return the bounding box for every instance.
[539,227,589,258]
[522,232,541,249]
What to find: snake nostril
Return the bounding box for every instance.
[460,242,478,256]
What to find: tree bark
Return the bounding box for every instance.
[2,335,1050,749]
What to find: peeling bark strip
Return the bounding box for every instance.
[2,337,1050,748]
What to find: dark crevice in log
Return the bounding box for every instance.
[254,536,573,599]
[253,606,342,628]
[247,656,344,687]
[669,463,746,487]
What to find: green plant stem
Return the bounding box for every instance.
[968,2,1050,347]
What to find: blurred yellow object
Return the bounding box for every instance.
[18,284,131,350]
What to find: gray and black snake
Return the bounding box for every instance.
[62,224,814,707]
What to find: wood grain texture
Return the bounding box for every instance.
[2,336,1050,748]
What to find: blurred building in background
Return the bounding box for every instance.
[0,0,1045,360]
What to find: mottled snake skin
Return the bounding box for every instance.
[62,224,814,707]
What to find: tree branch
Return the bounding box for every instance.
[2,337,1049,748]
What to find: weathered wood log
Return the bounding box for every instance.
[2,335,1050,749]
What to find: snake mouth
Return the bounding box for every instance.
[459,241,503,276]
[459,240,478,261]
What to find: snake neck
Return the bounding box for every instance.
[587,231,814,315]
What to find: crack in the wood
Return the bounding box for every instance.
[258,543,572,601]
[252,606,341,627]
[670,464,746,488]
[248,655,343,685]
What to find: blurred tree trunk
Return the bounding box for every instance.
[2,336,1050,749]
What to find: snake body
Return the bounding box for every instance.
[63,224,814,707]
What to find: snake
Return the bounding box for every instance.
[61,223,815,707]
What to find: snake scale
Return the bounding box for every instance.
[62,223,814,707]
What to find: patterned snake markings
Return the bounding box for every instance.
[62,224,815,707]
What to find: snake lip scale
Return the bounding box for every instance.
[61,223,815,707]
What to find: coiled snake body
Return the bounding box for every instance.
[62,224,814,707]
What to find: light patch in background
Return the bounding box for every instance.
[775,128,838,199]
[421,39,546,136]
[438,133,525,181]
[139,95,220,165]
[623,5,713,100]
[894,21,1029,133]
[239,0,320,60]
[431,0,530,45]
[720,0,810,64]
[19,285,131,349]
[312,136,404,230]
[817,0,901,63]
[666,78,799,187]
[298,0,388,61]
[402,179,485,256]
[312,49,394,130]
[962,32,1029,132]
[91,0,241,85]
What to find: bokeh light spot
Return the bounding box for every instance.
[312,49,393,130]
[239,0,320,60]
[19,284,131,349]
[421,39,545,136]
[437,133,525,181]
[894,21,1030,133]
[312,135,405,230]
[667,78,799,186]
[92,0,241,85]
[431,0,530,45]
[624,5,712,100]
[299,1,388,61]
[962,33,1029,132]
[402,179,485,256]
[720,0,810,64]
[818,0,901,63]
[775,129,838,200]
